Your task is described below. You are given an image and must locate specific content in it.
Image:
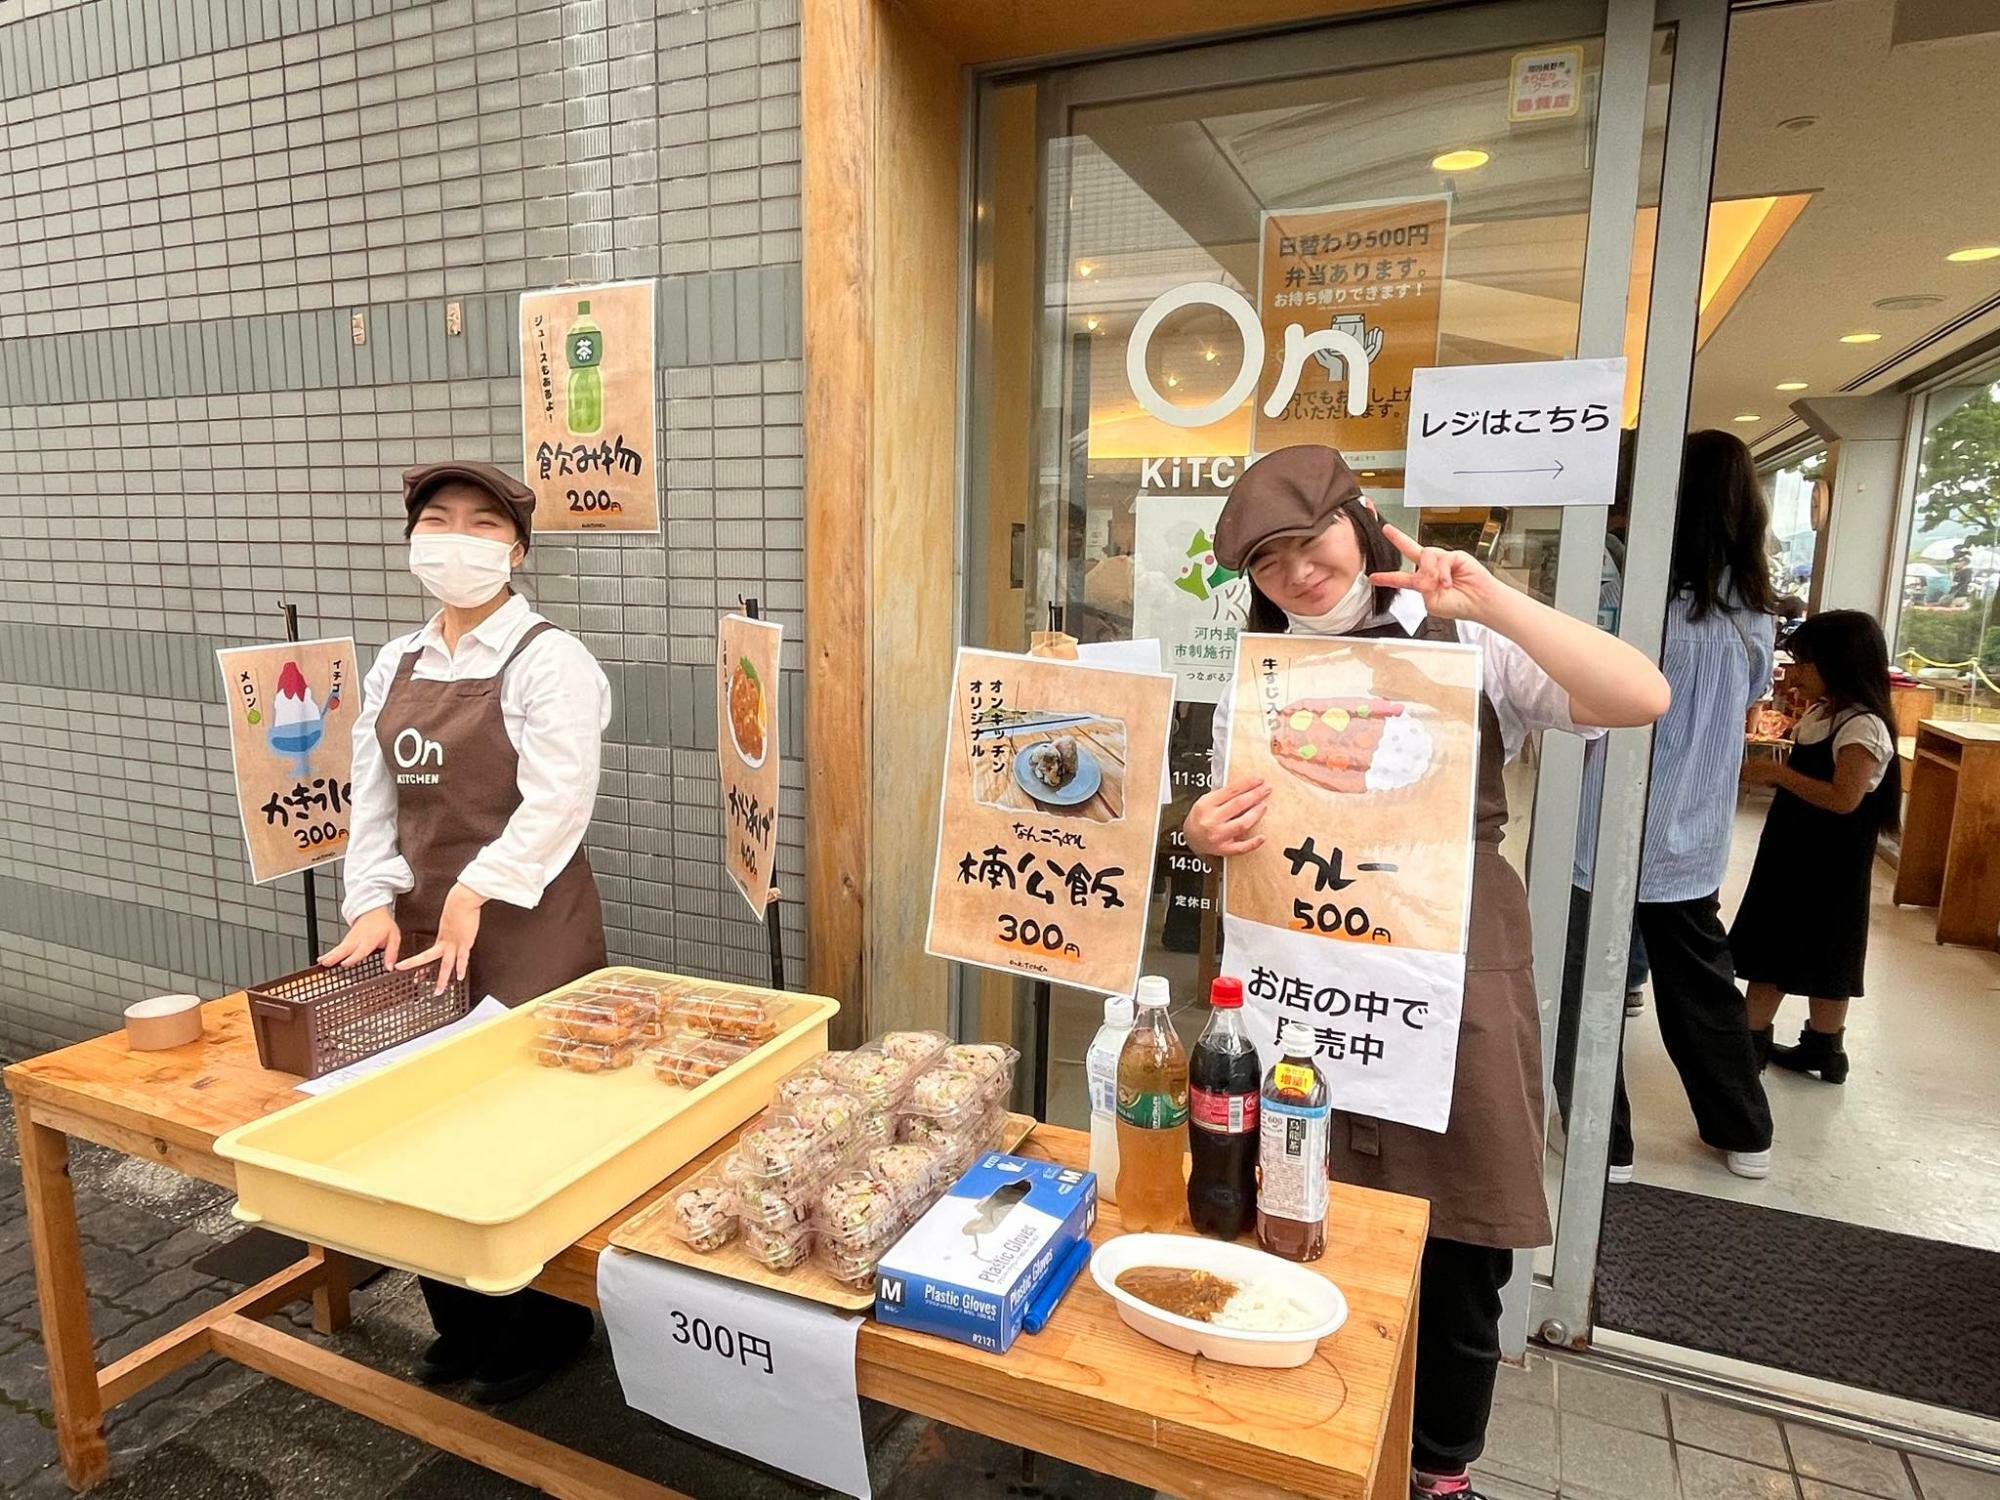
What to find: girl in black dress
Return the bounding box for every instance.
[1732,611,1902,1083]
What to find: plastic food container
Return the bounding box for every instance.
[774,1066,847,1108]
[663,988,779,1042]
[863,1142,945,1198]
[815,1171,907,1247]
[855,1110,893,1150]
[824,1047,919,1112]
[876,1030,951,1067]
[817,1232,897,1286]
[743,1217,815,1271]
[667,1168,738,1253]
[649,1028,754,1087]
[1089,1232,1349,1370]
[939,1042,1019,1096]
[538,995,649,1046]
[899,1066,987,1126]
[780,1088,865,1147]
[735,1114,843,1193]
[532,1036,640,1073]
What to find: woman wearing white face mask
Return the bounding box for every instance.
[319,460,607,1401]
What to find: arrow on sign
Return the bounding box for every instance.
[1453,458,1566,478]
[1456,458,1560,482]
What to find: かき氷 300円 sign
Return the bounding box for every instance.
[1219,633,1481,1133]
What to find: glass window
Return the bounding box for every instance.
[1894,370,2000,718]
[1763,446,1824,604]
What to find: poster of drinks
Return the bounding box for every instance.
[925,648,1175,995]
[1218,633,1480,1132]
[518,278,660,533]
[717,611,783,919]
[216,638,357,884]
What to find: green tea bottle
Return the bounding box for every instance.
[565,299,603,435]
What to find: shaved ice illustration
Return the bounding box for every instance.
[1173,528,1240,602]
[267,660,326,777]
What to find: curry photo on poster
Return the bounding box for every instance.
[968,706,1128,825]
[1224,634,1479,956]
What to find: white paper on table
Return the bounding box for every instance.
[1076,639,1176,803]
[598,1248,872,1499]
[294,996,509,1095]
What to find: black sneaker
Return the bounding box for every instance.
[414,1335,479,1386]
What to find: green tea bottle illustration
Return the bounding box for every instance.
[565,299,604,435]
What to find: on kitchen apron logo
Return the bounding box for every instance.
[392,727,445,785]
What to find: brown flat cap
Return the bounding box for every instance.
[402,461,538,549]
[1214,446,1363,570]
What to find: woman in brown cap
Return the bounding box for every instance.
[1184,445,1668,1500]
[320,460,608,1403]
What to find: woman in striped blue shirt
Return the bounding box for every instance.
[1561,430,1778,1180]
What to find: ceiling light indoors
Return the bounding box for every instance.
[1946,246,2000,263]
[1776,115,1818,132]
[1775,380,1808,391]
[1165,374,1180,389]
[1202,347,1218,362]
[1874,293,1943,311]
[1084,316,1100,332]
[1075,261,1095,278]
[1430,148,1490,173]
[1733,412,1760,423]
[1840,331,1882,343]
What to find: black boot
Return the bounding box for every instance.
[1768,1025,1848,1084]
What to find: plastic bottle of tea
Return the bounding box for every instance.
[1115,975,1188,1232]
[1256,1019,1329,1261]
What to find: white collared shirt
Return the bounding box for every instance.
[341,592,612,922]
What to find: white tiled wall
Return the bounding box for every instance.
[0,0,807,1058]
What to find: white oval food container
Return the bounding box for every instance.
[1090,1232,1348,1369]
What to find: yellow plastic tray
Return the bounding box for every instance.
[214,968,838,1293]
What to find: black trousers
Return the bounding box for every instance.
[419,1276,594,1371]
[1557,886,1772,1165]
[1412,1237,1514,1473]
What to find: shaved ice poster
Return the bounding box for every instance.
[1218,633,1481,1133]
[217,638,357,883]
[1132,493,1250,706]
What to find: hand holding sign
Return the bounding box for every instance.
[1369,524,1504,624]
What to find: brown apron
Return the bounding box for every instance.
[1327,616,1552,1250]
[377,618,607,1007]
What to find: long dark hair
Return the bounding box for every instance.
[1786,610,1902,834]
[1673,430,1779,620]
[1244,499,1403,633]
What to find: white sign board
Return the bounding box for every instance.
[1403,356,1626,509]
[598,1249,873,1498]
[1509,45,1583,121]
[1132,494,1251,706]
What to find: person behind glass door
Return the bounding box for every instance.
[1180,446,1669,1500]
[1733,611,1902,1084]
[319,460,611,1403]
[1560,429,1779,1184]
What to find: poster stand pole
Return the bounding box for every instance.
[1026,602,1065,1122]
[281,601,323,961]
[740,597,787,993]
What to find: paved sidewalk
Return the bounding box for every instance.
[0,1090,1145,1499]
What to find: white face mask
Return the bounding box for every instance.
[409,533,515,608]
[1284,569,1374,635]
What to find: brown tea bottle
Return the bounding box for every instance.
[1256,1019,1330,1261]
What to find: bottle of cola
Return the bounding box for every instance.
[1186,976,1261,1239]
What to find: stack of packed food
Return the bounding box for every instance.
[665,1031,1021,1285]
[531,977,664,1072]
[531,975,780,1082]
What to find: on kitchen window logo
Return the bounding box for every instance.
[1125,282,1372,430]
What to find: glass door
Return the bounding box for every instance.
[962,0,1729,1355]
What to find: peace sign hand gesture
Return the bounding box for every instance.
[1368,523,1504,624]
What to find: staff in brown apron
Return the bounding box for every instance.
[1184,446,1669,1500]
[321,460,608,1403]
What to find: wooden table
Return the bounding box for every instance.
[1891,719,2000,949]
[7,994,1426,1499]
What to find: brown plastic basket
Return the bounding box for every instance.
[247,952,472,1079]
